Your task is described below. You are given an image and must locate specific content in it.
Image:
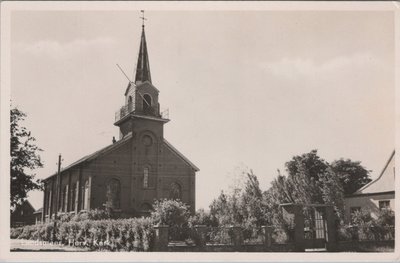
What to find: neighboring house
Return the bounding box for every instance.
[41,23,199,222]
[10,200,35,227]
[33,208,43,225]
[344,150,395,222]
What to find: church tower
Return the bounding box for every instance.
[114,23,169,138]
[113,18,198,215]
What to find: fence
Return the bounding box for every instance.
[338,225,395,242]
[153,225,295,252]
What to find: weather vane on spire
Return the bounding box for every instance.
[140,10,147,27]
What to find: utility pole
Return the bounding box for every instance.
[53,154,62,241]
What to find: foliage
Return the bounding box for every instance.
[10,107,43,209]
[70,209,112,222]
[188,208,217,228]
[151,199,190,241]
[330,159,371,195]
[376,209,395,226]
[338,208,395,241]
[267,150,345,223]
[10,217,155,251]
[10,227,24,239]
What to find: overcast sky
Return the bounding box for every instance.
[9,9,394,210]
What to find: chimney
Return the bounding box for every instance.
[112,136,116,144]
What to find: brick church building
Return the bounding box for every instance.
[41,22,199,222]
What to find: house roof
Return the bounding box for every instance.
[44,132,133,181]
[163,139,200,172]
[352,150,395,195]
[12,200,35,214]
[33,208,43,214]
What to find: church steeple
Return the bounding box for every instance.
[134,24,152,84]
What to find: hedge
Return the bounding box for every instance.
[10,217,155,251]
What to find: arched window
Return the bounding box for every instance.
[143,167,149,188]
[60,186,67,212]
[82,180,89,210]
[143,94,152,112]
[128,96,133,112]
[70,184,76,211]
[169,182,182,200]
[63,186,68,212]
[106,178,121,209]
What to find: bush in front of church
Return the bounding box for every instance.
[151,199,191,242]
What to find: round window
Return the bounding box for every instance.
[142,135,153,146]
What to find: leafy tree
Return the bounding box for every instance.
[10,107,43,210]
[209,171,270,230]
[330,159,371,195]
[188,208,217,227]
[320,167,345,218]
[268,150,345,220]
[150,199,190,240]
[286,150,329,180]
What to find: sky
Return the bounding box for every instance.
[9,9,395,211]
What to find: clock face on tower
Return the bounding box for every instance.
[142,135,153,147]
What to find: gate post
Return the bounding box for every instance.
[194,225,207,249]
[292,205,305,252]
[261,226,273,250]
[230,226,243,251]
[325,206,337,252]
[153,225,169,251]
[280,203,305,252]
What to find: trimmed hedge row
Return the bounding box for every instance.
[10,217,155,251]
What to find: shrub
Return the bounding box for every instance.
[188,209,217,228]
[10,217,155,251]
[377,209,395,226]
[10,227,23,239]
[71,209,111,222]
[151,199,190,241]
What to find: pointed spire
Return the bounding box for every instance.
[135,16,152,84]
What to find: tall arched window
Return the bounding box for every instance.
[169,182,182,200]
[143,94,152,112]
[63,186,68,212]
[82,180,89,210]
[128,96,133,112]
[60,186,67,212]
[106,178,121,209]
[70,184,76,211]
[143,167,149,188]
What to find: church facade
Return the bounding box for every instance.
[41,24,199,222]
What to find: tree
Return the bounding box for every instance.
[10,107,43,210]
[151,199,190,240]
[268,150,345,220]
[286,150,329,180]
[330,159,371,195]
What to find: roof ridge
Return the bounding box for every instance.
[163,139,199,171]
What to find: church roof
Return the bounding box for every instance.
[44,133,133,181]
[134,25,152,84]
[351,150,395,196]
[163,139,200,171]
